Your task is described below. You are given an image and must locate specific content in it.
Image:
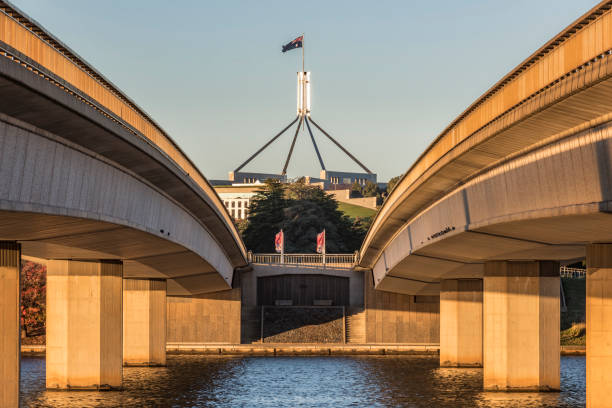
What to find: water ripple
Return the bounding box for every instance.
[20,355,586,407]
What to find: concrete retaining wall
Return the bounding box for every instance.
[167,289,241,344]
[365,273,440,343]
[328,190,377,210]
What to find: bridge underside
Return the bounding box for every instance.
[0,50,246,294]
[1,210,228,295]
[377,213,603,294]
[0,52,246,295]
[375,119,612,294]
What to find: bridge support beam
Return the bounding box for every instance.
[483,261,559,391]
[586,244,612,408]
[46,260,123,390]
[0,242,20,408]
[440,279,482,367]
[123,278,166,366]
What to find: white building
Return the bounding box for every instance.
[215,186,260,220]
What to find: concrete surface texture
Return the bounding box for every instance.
[586,244,612,408]
[123,278,167,366]
[46,260,123,390]
[166,289,241,344]
[440,279,482,367]
[364,274,439,344]
[0,242,20,407]
[483,261,560,391]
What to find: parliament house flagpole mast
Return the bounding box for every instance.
[232,34,373,178]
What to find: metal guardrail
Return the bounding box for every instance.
[560,266,586,279]
[249,252,358,267]
[249,255,588,277]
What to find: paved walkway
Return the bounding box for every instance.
[21,344,585,356]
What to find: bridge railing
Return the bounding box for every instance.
[250,253,586,276]
[249,252,358,268]
[560,266,586,279]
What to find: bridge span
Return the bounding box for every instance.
[358,0,612,404]
[0,0,246,404]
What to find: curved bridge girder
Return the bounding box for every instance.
[0,111,233,294]
[373,118,612,294]
[360,1,612,294]
[0,2,247,294]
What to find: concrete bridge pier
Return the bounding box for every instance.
[46,259,123,390]
[123,278,167,366]
[440,279,482,367]
[586,244,612,408]
[0,242,20,408]
[483,261,560,391]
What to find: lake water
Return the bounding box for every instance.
[20,355,585,407]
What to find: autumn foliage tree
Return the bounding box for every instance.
[21,261,46,337]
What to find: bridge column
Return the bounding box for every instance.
[586,244,612,408]
[123,278,166,366]
[440,279,482,367]
[483,261,559,391]
[0,242,20,408]
[46,260,123,390]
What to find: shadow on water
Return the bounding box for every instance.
[20,355,585,407]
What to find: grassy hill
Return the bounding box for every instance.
[561,277,586,345]
[337,202,377,219]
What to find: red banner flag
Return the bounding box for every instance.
[275,230,284,253]
[316,230,326,254]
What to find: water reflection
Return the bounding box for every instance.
[20,355,585,407]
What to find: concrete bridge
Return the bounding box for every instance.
[358,1,612,405]
[0,1,247,405]
[1,0,611,406]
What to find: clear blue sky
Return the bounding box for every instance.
[12,0,597,182]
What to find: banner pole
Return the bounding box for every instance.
[301,33,305,131]
[281,229,284,264]
[323,229,326,266]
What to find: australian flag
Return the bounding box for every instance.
[282,35,303,53]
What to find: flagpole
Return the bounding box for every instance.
[281,229,284,264]
[323,229,326,267]
[302,33,305,132]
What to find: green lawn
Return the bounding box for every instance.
[337,202,377,219]
[561,323,585,346]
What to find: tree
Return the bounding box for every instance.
[242,179,287,253]
[362,181,378,197]
[350,182,363,197]
[387,175,403,195]
[352,216,373,243]
[242,180,367,253]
